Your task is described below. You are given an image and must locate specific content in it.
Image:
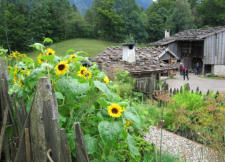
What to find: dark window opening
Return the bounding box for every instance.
[163,60,169,63]
[205,64,212,74]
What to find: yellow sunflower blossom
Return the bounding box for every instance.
[13,66,18,84]
[104,76,110,84]
[125,120,132,126]
[78,66,87,78]
[26,70,31,76]
[18,79,23,87]
[107,103,122,118]
[13,66,18,76]
[46,48,55,56]
[55,61,69,75]
[8,66,12,70]
[8,51,27,59]
[83,70,92,79]
[37,54,44,64]
[8,51,19,59]
[70,54,78,63]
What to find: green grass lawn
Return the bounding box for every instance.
[201,74,225,80]
[28,38,119,58]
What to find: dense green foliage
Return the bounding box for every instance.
[1,0,225,51]
[0,0,87,51]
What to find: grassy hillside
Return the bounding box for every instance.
[28,38,119,58]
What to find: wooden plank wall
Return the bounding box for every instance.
[168,43,179,58]
[135,74,157,95]
[204,31,225,65]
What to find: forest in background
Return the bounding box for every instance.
[0,0,225,52]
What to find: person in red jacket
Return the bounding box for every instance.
[183,65,189,80]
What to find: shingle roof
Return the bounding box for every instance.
[90,46,177,75]
[150,26,225,46]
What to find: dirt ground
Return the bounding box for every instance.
[164,73,225,93]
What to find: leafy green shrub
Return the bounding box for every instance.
[163,90,225,154]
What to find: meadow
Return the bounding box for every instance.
[28,38,119,58]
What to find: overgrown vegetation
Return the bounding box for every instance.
[164,89,225,154]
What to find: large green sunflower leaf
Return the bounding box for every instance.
[127,134,140,159]
[98,121,122,145]
[84,134,98,154]
[93,81,116,100]
[124,111,141,129]
[56,78,89,97]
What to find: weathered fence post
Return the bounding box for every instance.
[75,122,90,162]
[196,87,199,93]
[60,129,72,162]
[30,77,61,162]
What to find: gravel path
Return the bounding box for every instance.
[165,74,225,93]
[145,126,223,162]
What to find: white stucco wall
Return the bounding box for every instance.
[122,46,136,63]
[213,65,225,76]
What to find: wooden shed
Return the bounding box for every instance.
[90,45,177,95]
[150,26,225,76]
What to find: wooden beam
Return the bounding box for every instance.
[25,128,31,162]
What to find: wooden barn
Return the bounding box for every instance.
[90,45,177,95]
[150,26,225,76]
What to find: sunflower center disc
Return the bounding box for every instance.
[58,64,65,70]
[112,108,118,114]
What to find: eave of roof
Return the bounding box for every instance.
[150,26,225,46]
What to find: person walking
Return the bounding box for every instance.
[179,63,183,75]
[195,62,200,75]
[183,65,189,80]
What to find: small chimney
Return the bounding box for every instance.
[122,43,136,63]
[165,29,170,39]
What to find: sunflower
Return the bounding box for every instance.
[70,54,78,63]
[70,54,77,59]
[125,120,132,126]
[104,76,110,84]
[83,70,92,79]
[46,48,55,56]
[78,66,87,78]
[18,79,23,87]
[107,103,122,118]
[55,61,69,75]
[37,54,44,64]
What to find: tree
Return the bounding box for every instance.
[146,0,175,41]
[197,0,225,26]
[146,12,164,42]
[3,3,30,51]
[167,0,194,33]
[86,0,124,41]
[114,0,148,41]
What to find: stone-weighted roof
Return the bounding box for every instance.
[90,46,177,75]
[150,26,225,46]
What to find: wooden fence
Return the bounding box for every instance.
[0,59,89,162]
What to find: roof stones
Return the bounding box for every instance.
[90,46,177,76]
